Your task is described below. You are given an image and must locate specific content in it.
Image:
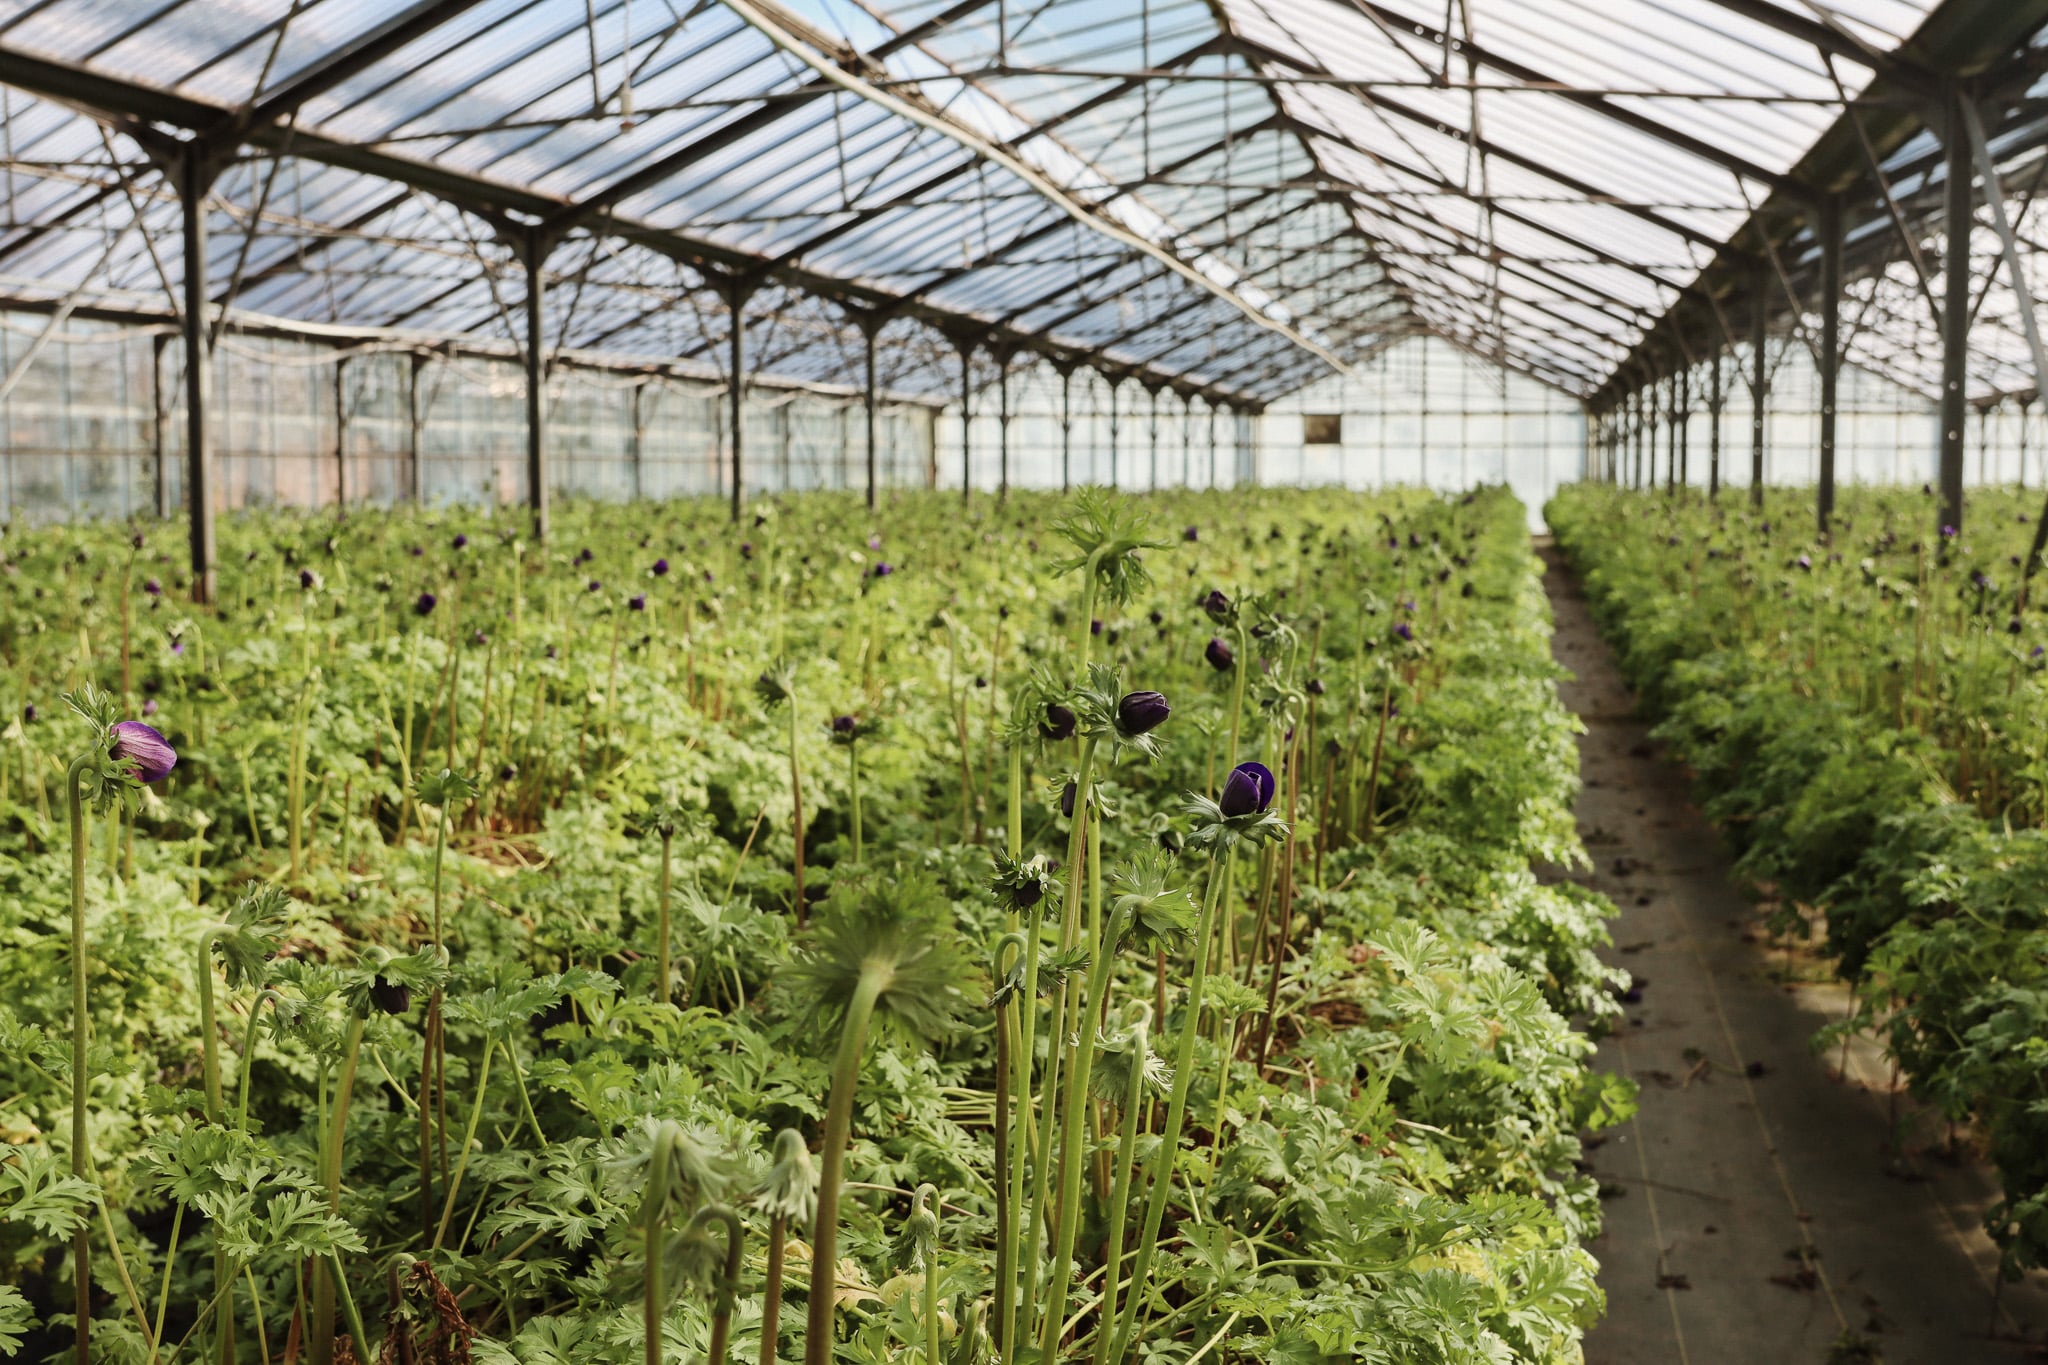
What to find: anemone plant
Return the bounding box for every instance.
[778,874,971,1365]
[1088,1000,1171,1365]
[755,660,807,923]
[892,1183,941,1365]
[622,1120,741,1365]
[749,1129,816,1365]
[825,714,882,865]
[1106,763,1286,1365]
[1050,489,1172,675]
[411,766,478,1240]
[641,792,702,1005]
[58,684,176,1365]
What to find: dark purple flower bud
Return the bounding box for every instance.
[1117,690,1170,735]
[1307,678,1326,696]
[867,534,883,551]
[740,542,754,559]
[1040,703,1077,741]
[110,720,177,783]
[1060,780,1078,818]
[1182,526,1199,542]
[299,569,319,590]
[141,698,158,717]
[832,715,858,736]
[629,594,646,611]
[1202,589,1231,621]
[871,562,894,578]
[1941,524,1958,539]
[2035,645,2046,659]
[170,640,186,656]
[414,592,437,616]
[1392,622,1413,643]
[471,628,489,646]
[130,532,145,551]
[2009,618,2024,635]
[1148,610,1164,626]
[1205,636,1234,672]
[498,764,518,782]
[452,534,468,550]
[143,579,162,597]
[369,977,412,1016]
[1220,761,1275,818]
[1795,555,1812,571]
[1090,619,1103,636]
[652,558,670,576]
[22,704,36,723]
[587,580,602,593]
[410,545,423,557]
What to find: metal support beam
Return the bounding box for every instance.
[995,348,1013,501]
[1106,374,1121,488]
[1207,400,1218,489]
[178,149,218,604]
[1939,98,1971,536]
[728,285,751,524]
[862,317,880,512]
[409,352,427,505]
[1817,193,1842,537]
[151,333,170,521]
[521,230,551,541]
[630,379,647,502]
[1709,347,1723,500]
[334,355,350,509]
[1147,384,1162,490]
[1750,268,1768,507]
[956,336,975,503]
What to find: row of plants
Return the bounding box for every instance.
[1548,482,2048,1275]
[0,483,1629,1365]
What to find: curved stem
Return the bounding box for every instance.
[691,1204,744,1365]
[802,972,884,1365]
[66,753,92,1365]
[758,1214,786,1365]
[433,1037,495,1249]
[1107,848,1231,1365]
[235,991,284,1130]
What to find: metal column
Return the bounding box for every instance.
[956,337,975,503]
[178,151,216,604]
[409,352,427,505]
[728,286,750,523]
[1939,98,1971,535]
[1818,193,1843,536]
[863,318,880,511]
[334,355,350,509]
[1676,366,1690,492]
[521,232,551,541]
[995,349,1012,501]
[1708,348,1723,500]
[151,333,170,521]
[1057,362,1074,492]
[1750,267,1768,507]
[1106,374,1120,488]
[630,379,647,502]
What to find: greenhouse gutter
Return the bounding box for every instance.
[0,47,1285,409]
[0,282,946,409]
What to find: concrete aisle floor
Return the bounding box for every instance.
[1540,545,2048,1365]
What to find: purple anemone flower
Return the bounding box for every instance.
[414,592,437,616]
[1182,526,1199,542]
[1392,621,1414,643]
[22,703,36,723]
[628,594,646,611]
[1039,703,1077,742]
[141,698,158,717]
[740,542,754,560]
[1205,636,1235,672]
[1117,690,1170,735]
[871,562,894,578]
[299,569,319,590]
[867,535,883,551]
[452,534,468,551]
[110,720,177,783]
[1307,678,1326,696]
[1941,524,1958,539]
[587,579,602,593]
[1795,554,1812,571]
[1060,780,1078,819]
[1090,619,1104,636]
[831,715,858,736]
[577,548,593,564]
[1202,589,1232,621]
[143,579,162,597]
[1219,760,1276,818]
[652,558,670,576]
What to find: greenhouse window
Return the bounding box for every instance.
[1303,413,1342,445]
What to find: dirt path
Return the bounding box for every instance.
[1540,544,2048,1365]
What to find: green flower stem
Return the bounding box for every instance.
[689,1204,743,1365]
[193,922,237,1365]
[802,969,886,1365]
[921,1245,939,1365]
[310,1014,365,1365]
[1075,548,1102,677]
[65,752,92,1365]
[328,1253,370,1365]
[991,933,1024,1363]
[1089,1011,1152,1365]
[1225,622,1248,770]
[433,1036,496,1249]
[420,796,452,1239]
[1015,737,1096,1336]
[1107,848,1232,1365]
[641,1131,671,1365]
[1037,796,1115,1362]
[788,691,806,924]
[849,741,863,864]
[658,828,674,1004]
[234,990,284,1131]
[150,1203,183,1350]
[759,1214,787,1365]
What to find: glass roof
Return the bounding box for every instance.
[0,0,2040,404]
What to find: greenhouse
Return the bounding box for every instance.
[1,0,2047,1362]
